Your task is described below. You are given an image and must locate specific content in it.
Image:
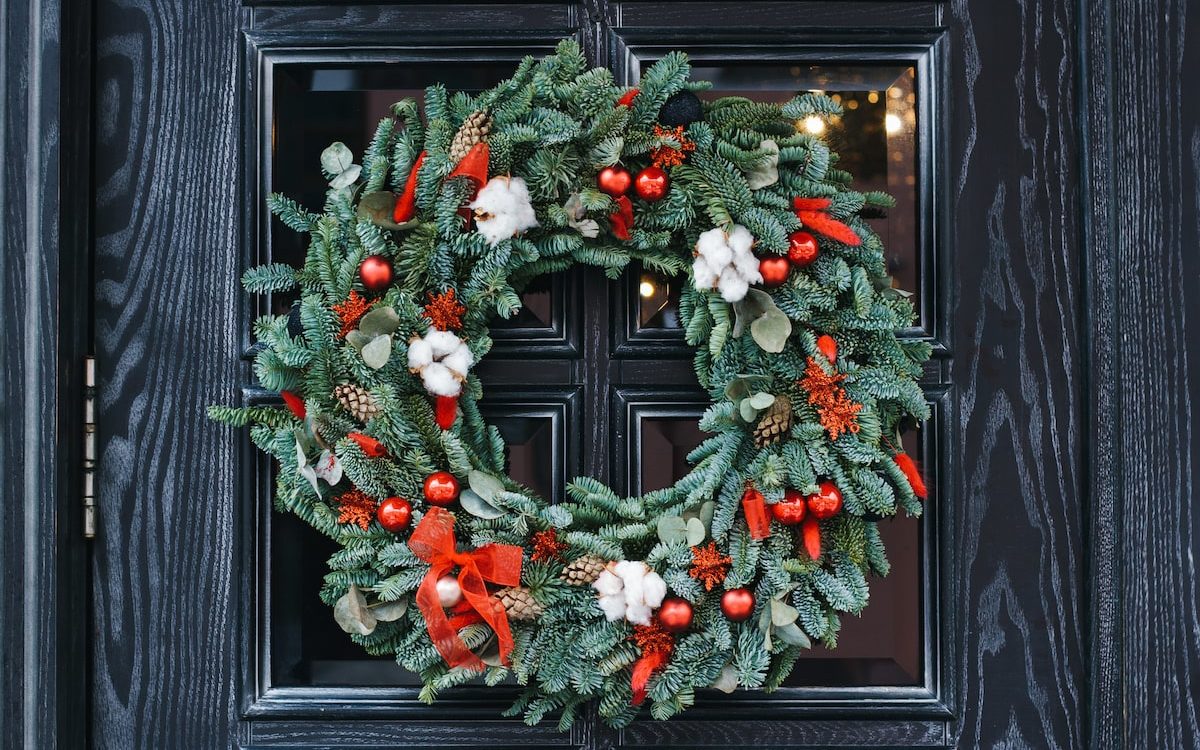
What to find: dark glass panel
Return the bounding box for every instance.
[636,412,926,688]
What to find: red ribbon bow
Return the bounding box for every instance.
[408,507,523,671]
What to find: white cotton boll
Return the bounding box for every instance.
[642,571,667,608]
[622,568,645,609]
[407,338,433,369]
[421,362,461,397]
[425,330,461,358]
[613,560,641,581]
[470,177,539,247]
[440,345,473,378]
[593,570,623,597]
[625,603,653,626]
[598,594,627,622]
[733,249,763,283]
[693,258,718,289]
[718,269,749,303]
[695,227,726,257]
[727,224,754,256]
[705,242,732,270]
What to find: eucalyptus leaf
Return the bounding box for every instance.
[468,469,506,501]
[345,329,372,352]
[357,191,410,230]
[739,399,759,423]
[370,599,408,622]
[748,392,776,410]
[699,500,715,528]
[656,516,688,545]
[710,664,739,694]
[359,306,400,338]
[731,289,773,338]
[750,305,792,353]
[770,598,801,627]
[329,164,362,190]
[685,517,707,546]
[744,139,780,189]
[460,488,506,520]
[361,334,393,369]
[321,142,354,175]
[774,621,812,648]
[333,584,376,635]
[724,374,771,402]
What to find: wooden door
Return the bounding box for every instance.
[0,0,1168,748]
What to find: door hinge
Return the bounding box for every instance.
[83,355,96,539]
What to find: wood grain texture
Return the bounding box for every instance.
[947,0,1086,748]
[91,0,244,747]
[1099,0,1200,746]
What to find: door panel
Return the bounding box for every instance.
[87,2,1095,748]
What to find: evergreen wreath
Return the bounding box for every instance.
[211,40,931,728]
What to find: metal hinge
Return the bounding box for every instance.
[83,355,96,539]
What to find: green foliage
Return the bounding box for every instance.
[212,39,930,729]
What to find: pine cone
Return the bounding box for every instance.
[449,110,492,163]
[560,554,606,586]
[495,587,544,622]
[334,383,379,422]
[753,395,793,447]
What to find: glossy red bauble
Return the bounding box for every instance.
[721,588,755,621]
[376,497,413,533]
[787,231,819,267]
[597,165,633,197]
[358,255,394,293]
[634,166,670,202]
[657,597,694,633]
[434,395,458,430]
[423,471,460,506]
[771,489,808,526]
[816,334,838,363]
[758,256,791,287]
[806,481,843,520]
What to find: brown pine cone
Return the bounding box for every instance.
[494,587,544,622]
[559,554,607,586]
[753,395,793,447]
[334,383,379,422]
[449,110,492,163]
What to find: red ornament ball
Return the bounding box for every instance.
[597,165,632,197]
[721,588,755,621]
[634,166,670,202]
[787,231,820,267]
[806,481,843,520]
[657,597,694,633]
[376,497,413,533]
[771,489,808,526]
[359,255,394,293]
[816,334,838,363]
[758,256,791,287]
[423,471,460,506]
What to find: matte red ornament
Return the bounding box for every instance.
[280,390,306,419]
[347,432,386,458]
[657,597,694,633]
[377,497,413,533]
[634,166,670,202]
[806,481,843,520]
[758,256,790,287]
[801,517,822,560]
[359,255,394,293]
[721,588,755,621]
[597,165,632,197]
[816,334,838,363]
[771,489,808,526]
[434,395,458,430]
[787,231,819,267]
[423,471,460,506]
[894,452,928,499]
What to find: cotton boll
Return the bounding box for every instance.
[642,571,667,608]
[421,362,461,397]
[470,176,539,247]
[693,257,717,289]
[717,269,749,303]
[593,570,623,597]
[407,338,433,369]
[733,249,763,282]
[727,224,754,256]
[425,330,461,358]
[440,345,473,378]
[598,593,627,621]
[622,568,645,609]
[625,603,653,626]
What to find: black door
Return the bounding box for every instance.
[14,1,1179,749]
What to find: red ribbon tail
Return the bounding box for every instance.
[393,151,427,223]
[796,209,861,246]
[449,142,490,191]
[610,195,634,241]
[280,390,306,419]
[894,452,927,499]
[792,196,833,211]
[741,489,771,540]
[631,650,670,706]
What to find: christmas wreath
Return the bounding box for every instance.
[211,40,931,728]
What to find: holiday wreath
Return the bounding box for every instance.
[211,40,931,728]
